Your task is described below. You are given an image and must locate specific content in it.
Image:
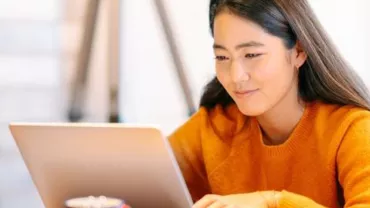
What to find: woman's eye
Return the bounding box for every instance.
[245,53,261,58]
[215,56,229,61]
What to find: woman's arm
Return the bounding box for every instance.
[336,116,370,207]
[169,109,211,202]
[193,115,370,208]
[192,190,327,208]
[273,116,370,208]
[274,191,327,207]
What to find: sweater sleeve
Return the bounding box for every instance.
[336,116,370,207]
[278,191,327,207]
[277,116,370,208]
[168,109,211,202]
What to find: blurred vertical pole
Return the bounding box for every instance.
[107,0,120,122]
[68,0,100,122]
[153,0,196,116]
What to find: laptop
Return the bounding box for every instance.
[9,123,193,208]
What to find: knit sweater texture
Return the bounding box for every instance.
[169,101,370,207]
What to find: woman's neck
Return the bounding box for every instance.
[257,91,305,145]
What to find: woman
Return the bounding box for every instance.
[169,0,370,207]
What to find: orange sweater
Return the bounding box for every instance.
[169,101,370,207]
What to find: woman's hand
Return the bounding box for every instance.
[192,191,280,208]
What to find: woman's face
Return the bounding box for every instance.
[213,11,306,116]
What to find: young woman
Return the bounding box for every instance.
[169,0,370,207]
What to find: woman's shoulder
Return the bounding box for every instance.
[314,101,370,122]
[311,101,370,136]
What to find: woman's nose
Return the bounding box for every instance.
[230,60,249,83]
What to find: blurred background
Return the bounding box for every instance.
[0,0,369,207]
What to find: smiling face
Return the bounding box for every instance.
[213,10,306,116]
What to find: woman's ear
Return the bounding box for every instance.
[294,41,307,68]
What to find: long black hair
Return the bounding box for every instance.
[200,0,370,110]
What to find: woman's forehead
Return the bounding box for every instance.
[213,12,283,51]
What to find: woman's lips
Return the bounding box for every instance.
[234,89,259,98]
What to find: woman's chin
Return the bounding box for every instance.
[235,102,267,117]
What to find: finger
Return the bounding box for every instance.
[225,205,239,208]
[207,200,228,208]
[227,205,254,208]
[192,194,220,208]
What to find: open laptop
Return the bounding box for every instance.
[9,123,193,208]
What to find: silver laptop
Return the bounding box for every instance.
[9,123,193,208]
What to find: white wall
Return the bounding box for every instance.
[309,0,370,84]
[119,0,213,134]
[0,0,62,207]
[119,0,370,135]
